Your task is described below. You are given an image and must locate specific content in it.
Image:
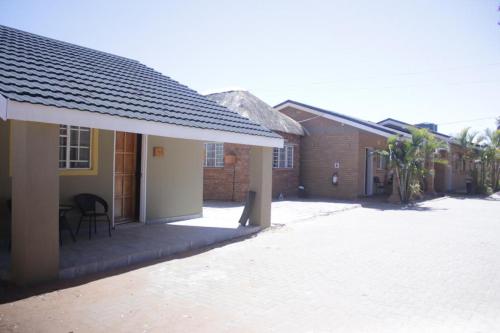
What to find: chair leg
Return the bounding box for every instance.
[94,215,97,234]
[59,228,62,246]
[88,216,92,240]
[106,215,111,237]
[76,215,84,235]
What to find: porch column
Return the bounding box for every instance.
[11,120,59,285]
[248,146,272,227]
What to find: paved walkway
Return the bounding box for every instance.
[1,195,499,332]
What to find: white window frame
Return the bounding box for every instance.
[204,142,224,168]
[273,144,294,169]
[59,125,92,170]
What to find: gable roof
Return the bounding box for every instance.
[206,91,304,136]
[0,25,282,146]
[274,100,409,138]
[378,118,453,141]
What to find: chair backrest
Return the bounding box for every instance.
[74,193,108,213]
[373,176,381,184]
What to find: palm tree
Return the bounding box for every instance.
[454,127,480,192]
[478,128,500,191]
[385,128,440,203]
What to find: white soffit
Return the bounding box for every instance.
[6,100,284,148]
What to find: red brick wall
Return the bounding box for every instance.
[279,106,388,199]
[203,143,250,202]
[203,132,302,202]
[272,131,301,198]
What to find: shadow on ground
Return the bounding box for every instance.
[0,231,259,304]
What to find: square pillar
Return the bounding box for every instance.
[248,146,272,227]
[11,120,59,285]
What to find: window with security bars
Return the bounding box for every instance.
[273,144,294,168]
[204,142,224,167]
[59,125,92,169]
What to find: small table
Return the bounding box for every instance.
[59,205,76,244]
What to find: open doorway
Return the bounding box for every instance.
[114,132,142,224]
[364,148,374,196]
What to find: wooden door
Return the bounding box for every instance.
[114,132,138,222]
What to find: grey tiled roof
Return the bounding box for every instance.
[0,25,279,139]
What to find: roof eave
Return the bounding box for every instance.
[6,100,284,148]
[275,100,410,139]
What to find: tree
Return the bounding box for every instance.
[477,128,500,192]
[455,127,480,192]
[384,128,443,203]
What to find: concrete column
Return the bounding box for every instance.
[248,146,272,227]
[11,120,59,285]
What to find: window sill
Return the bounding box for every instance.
[59,169,98,176]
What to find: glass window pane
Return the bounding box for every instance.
[80,130,90,147]
[70,147,78,160]
[70,127,79,145]
[80,147,89,161]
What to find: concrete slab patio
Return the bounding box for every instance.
[0,200,359,281]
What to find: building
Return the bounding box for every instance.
[275,100,409,200]
[0,25,283,285]
[203,91,304,201]
[378,118,471,193]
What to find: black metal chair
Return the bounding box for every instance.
[74,193,112,239]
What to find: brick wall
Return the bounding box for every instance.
[279,106,389,199]
[203,143,250,202]
[272,131,301,198]
[203,132,301,202]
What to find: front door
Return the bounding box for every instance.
[114,132,140,223]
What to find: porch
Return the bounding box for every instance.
[0,204,260,281]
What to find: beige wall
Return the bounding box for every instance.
[11,120,59,285]
[0,120,11,229]
[59,130,114,220]
[146,136,203,222]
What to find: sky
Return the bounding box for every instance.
[1,0,499,136]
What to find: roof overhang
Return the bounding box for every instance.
[4,100,284,148]
[275,101,410,139]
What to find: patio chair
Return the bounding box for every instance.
[74,193,112,240]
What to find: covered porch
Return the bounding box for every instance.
[1,100,281,286]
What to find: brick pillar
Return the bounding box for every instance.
[11,120,59,285]
[249,146,272,227]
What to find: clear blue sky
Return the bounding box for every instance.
[1,0,499,135]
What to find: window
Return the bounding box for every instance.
[204,142,224,167]
[59,125,92,169]
[377,153,387,170]
[273,144,294,168]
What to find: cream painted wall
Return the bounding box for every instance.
[59,130,114,219]
[146,136,203,222]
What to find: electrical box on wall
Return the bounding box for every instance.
[334,161,340,169]
[153,146,164,157]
